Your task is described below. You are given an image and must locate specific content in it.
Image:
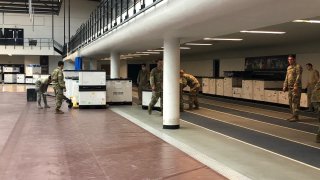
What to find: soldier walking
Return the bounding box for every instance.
[311,81,320,143]
[137,64,150,105]
[283,54,303,122]
[51,61,66,114]
[305,63,319,112]
[180,70,200,110]
[148,60,163,115]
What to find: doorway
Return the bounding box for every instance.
[213,59,220,77]
[128,64,142,85]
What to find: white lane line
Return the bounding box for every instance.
[198,106,317,135]
[111,108,251,180]
[180,118,320,171]
[185,109,320,150]
[199,101,319,127]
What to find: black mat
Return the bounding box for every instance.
[199,103,318,134]
[199,94,318,118]
[181,112,320,168]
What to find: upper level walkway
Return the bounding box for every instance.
[65,0,320,60]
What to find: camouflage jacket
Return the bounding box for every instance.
[307,69,319,87]
[311,81,320,102]
[35,78,50,93]
[150,67,163,91]
[283,63,302,89]
[137,69,150,86]
[51,67,65,88]
[182,73,200,88]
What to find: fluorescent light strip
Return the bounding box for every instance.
[161,47,191,50]
[180,47,191,50]
[293,19,320,24]
[147,49,164,52]
[240,30,286,34]
[204,38,243,41]
[136,52,161,54]
[185,43,212,46]
[134,53,150,56]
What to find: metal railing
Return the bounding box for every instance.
[0,38,54,49]
[67,0,162,56]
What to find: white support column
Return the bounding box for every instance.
[111,52,120,78]
[163,38,180,129]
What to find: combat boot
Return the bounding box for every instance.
[194,101,200,110]
[44,105,50,108]
[55,109,64,114]
[288,115,299,122]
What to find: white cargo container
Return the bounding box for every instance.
[242,80,253,100]
[253,80,282,101]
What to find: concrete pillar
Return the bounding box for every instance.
[163,38,180,129]
[111,52,120,78]
[89,59,98,70]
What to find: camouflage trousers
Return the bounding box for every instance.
[188,86,200,109]
[312,102,320,138]
[307,84,316,109]
[180,86,185,110]
[36,91,48,107]
[149,91,163,111]
[288,88,301,116]
[53,86,65,111]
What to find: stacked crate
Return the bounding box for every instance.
[253,81,283,101]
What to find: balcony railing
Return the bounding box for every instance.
[0,38,54,49]
[67,0,163,56]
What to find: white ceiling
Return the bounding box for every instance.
[68,0,320,61]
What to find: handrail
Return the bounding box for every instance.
[53,40,63,51]
[67,0,163,55]
[0,38,54,49]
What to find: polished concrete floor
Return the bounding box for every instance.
[2,84,320,179]
[0,84,225,180]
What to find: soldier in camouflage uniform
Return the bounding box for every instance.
[180,70,200,110]
[35,76,52,109]
[137,64,150,105]
[283,55,303,122]
[148,60,163,115]
[51,61,66,114]
[311,81,320,143]
[305,63,319,112]
[180,77,187,112]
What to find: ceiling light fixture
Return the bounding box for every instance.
[185,43,212,46]
[293,19,320,24]
[136,52,161,54]
[180,47,191,50]
[134,53,150,56]
[204,38,243,41]
[147,49,164,52]
[161,47,191,50]
[240,30,286,34]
